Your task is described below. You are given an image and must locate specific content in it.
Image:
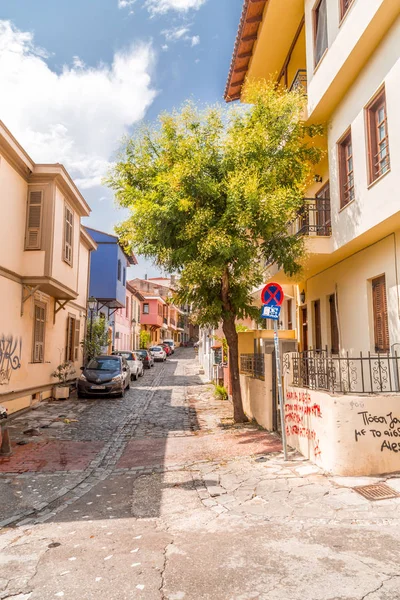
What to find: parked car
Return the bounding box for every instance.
[78,355,130,398]
[163,339,175,353]
[112,351,143,380]
[136,349,154,369]
[149,346,167,362]
[161,343,172,356]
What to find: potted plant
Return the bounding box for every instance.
[51,361,76,400]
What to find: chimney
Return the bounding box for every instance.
[144,274,148,280]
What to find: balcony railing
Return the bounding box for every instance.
[284,350,400,394]
[289,69,307,94]
[289,198,331,237]
[240,354,265,381]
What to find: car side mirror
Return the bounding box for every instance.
[123,366,127,372]
[80,366,85,371]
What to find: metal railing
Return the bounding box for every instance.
[289,69,307,94]
[240,354,265,380]
[288,198,331,237]
[285,350,400,394]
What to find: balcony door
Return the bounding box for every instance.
[315,182,331,236]
[300,307,308,351]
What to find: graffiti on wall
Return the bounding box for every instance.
[355,411,400,453]
[285,390,322,457]
[0,335,22,385]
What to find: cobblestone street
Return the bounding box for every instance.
[2,349,400,599]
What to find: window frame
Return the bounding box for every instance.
[117,259,122,281]
[366,87,390,185]
[143,303,149,314]
[63,203,74,266]
[313,0,328,68]
[25,189,43,251]
[338,129,355,209]
[33,301,46,363]
[339,0,354,22]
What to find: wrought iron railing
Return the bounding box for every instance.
[240,354,265,380]
[288,198,331,237]
[285,350,400,394]
[289,69,307,94]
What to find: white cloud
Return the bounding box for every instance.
[0,20,157,189]
[162,26,190,42]
[145,0,206,14]
[161,44,169,51]
[191,35,200,46]
[118,0,136,8]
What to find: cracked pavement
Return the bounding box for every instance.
[1,349,400,599]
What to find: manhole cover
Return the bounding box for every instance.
[353,483,399,501]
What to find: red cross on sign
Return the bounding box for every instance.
[261,283,284,307]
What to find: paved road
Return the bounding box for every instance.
[1,349,400,599]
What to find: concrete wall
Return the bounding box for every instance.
[284,383,400,476]
[240,355,274,431]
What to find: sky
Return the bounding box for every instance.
[0,0,243,279]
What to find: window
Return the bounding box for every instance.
[33,302,46,363]
[314,0,328,66]
[25,190,43,250]
[123,267,126,286]
[338,131,354,208]
[158,304,163,317]
[287,299,293,330]
[64,204,73,265]
[372,275,389,353]
[117,259,122,281]
[340,0,353,20]
[66,316,80,362]
[366,89,390,183]
[329,294,339,354]
[143,303,149,314]
[313,300,322,350]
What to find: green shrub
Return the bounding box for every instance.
[214,385,228,401]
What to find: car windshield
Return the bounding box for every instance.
[117,352,133,360]
[87,358,120,371]
[150,347,162,351]
[137,350,147,357]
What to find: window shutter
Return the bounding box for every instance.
[64,205,73,265]
[372,276,389,352]
[66,316,74,361]
[74,319,80,361]
[25,191,43,250]
[314,300,322,350]
[329,294,339,354]
[33,304,46,362]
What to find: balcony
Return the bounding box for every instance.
[289,69,307,94]
[289,198,331,237]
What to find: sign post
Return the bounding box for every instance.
[260,282,288,461]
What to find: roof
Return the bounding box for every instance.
[126,281,145,301]
[84,226,138,264]
[80,226,97,251]
[143,295,167,305]
[224,0,268,102]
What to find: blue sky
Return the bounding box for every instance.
[0,0,243,278]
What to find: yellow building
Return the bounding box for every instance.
[0,121,96,415]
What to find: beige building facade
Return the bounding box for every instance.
[226,0,400,474]
[0,121,95,415]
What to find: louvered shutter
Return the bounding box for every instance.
[25,191,43,250]
[33,304,46,363]
[74,319,80,361]
[64,205,73,264]
[65,316,74,361]
[372,276,389,352]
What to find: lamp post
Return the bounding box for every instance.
[87,296,97,345]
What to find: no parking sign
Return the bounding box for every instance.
[260,282,284,321]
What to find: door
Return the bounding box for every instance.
[300,307,308,351]
[313,300,322,350]
[315,182,331,236]
[329,294,339,354]
[372,275,389,352]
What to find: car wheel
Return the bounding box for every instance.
[126,379,130,390]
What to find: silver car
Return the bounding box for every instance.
[149,346,167,362]
[78,355,130,398]
[112,351,144,380]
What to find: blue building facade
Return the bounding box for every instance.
[85,227,137,351]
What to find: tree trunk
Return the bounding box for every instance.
[222,314,248,423]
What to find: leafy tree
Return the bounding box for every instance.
[82,316,109,362]
[106,81,322,422]
[140,330,151,349]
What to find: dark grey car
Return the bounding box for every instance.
[77,355,130,398]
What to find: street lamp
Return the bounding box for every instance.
[88,297,97,344]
